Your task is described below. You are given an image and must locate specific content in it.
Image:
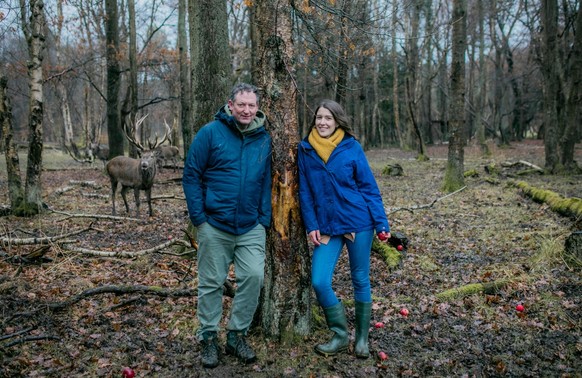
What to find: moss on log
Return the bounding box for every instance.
[372,239,403,270]
[436,279,511,301]
[512,181,582,219]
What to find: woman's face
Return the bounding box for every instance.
[314,107,337,138]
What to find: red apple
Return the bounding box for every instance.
[122,367,135,378]
[515,304,525,312]
[399,308,409,317]
[374,321,384,329]
[378,351,388,360]
[377,232,388,241]
[397,244,404,251]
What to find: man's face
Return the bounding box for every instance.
[228,91,258,127]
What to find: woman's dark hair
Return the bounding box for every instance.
[311,99,353,135]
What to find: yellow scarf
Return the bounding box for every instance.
[308,128,345,163]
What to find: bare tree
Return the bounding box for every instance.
[178,0,191,155]
[254,0,311,339]
[0,76,24,211]
[189,0,230,137]
[18,0,46,215]
[105,0,123,158]
[443,0,467,192]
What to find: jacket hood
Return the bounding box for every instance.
[216,104,267,135]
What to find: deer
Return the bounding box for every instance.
[105,114,170,217]
[90,143,110,167]
[154,120,181,172]
[155,145,181,172]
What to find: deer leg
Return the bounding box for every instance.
[121,186,131,215]
[133,188,141,217]
[110,180,118,216]
[145,188,153,216]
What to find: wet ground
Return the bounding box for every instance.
[0,140,580,377]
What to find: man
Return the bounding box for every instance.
[182,83,272,368]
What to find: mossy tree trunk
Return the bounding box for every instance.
[18,0,46,216]
[254,0,312,340]
[190,0,230,136]
[0,76,24,210]
[105,0,123,158]
[443,0,466,193]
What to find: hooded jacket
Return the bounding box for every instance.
[182,105,272,235]
[298,133,389,236]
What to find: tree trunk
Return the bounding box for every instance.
[392,1,401,146]
[190,0,230,135]
[561,3,582,173]
[178,0,191,154]
[335,0,352,105]
[443,0,467,192]
[19,0,46,215]
[105,0,123,158]
[541,0,561,173]
[0,76,24,210]
[127,0,139,158]
[55,0,74,149]
[476,0,490,155]
[254,0,311,339]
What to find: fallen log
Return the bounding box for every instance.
[511,181,582,219]
[436,279,512,301]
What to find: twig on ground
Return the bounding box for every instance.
[49,208,141,222]
[387,186,467,214]
[60,238,191,257]
[2,335,61,348]
[0,226,97,247]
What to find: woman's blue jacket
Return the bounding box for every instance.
[182,106,272,235]
[298,134,389,236]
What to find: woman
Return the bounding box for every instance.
[298,99,390,359]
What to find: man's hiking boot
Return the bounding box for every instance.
[200,332,220,368]
[226,331,257,364]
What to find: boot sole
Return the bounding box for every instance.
[225,346,257,364]
[202,360,219,368]
[314,345,348,357]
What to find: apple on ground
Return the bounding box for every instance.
[374,321,384,328]
[122,367,135,378]
[515,304,525,312]
[397,245,404,251]
[399,308,409,317]
[378,351,388,360]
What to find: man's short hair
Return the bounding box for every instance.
[230,83,260,104]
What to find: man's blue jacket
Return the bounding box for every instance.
[183,106,272,235]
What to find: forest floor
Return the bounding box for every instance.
[0,139,581,378]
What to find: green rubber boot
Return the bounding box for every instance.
[354,301,372,358]
[315,302,349,356]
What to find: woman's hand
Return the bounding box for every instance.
[308,230,321,247]
[377,231,391,243]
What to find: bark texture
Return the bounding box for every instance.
[254,0,311,339]
[0,76,24,210]
[20,0,46,214]
[443,0,467,192]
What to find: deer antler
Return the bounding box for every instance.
[147,119,172,150]
[123,114,149,151]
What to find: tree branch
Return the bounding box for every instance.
[387,186,467,214]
